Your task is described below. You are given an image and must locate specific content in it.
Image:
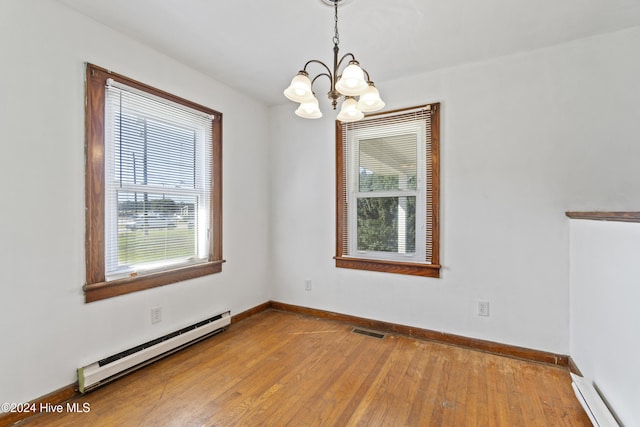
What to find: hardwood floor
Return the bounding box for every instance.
[19,310,590,426]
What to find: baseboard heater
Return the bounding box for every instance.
[571,373,620,427]
[78,311,230,393]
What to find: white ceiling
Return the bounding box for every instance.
[58,0,640,106]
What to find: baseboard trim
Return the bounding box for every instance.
[568,357,583,376]
[268,301,571,368]
[0,384,77,426]
[231,301,270,324]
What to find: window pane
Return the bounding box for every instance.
[104,81,213,280]
[358,134,417,192]
[357,196,416,253]
[117,114,196,188]
[117,191,197,266]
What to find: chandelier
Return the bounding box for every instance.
[283,0,385,122]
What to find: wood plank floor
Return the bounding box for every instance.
[19,310,591,426]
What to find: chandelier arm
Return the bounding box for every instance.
[303,59,333,77]
[360,68,371,82]
[336,52,357,73]
[311,73,333,87]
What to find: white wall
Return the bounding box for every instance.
[0,1,270,404]
[3,0,640,412]
[269,26,640,355]
[569,219,640,427]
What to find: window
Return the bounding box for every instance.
[335,104,440,277]
[84,64,223,302]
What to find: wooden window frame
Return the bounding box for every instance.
[84,63,223,303]
[335,104,441,278]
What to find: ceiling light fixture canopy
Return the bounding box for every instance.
[284,0,384,121]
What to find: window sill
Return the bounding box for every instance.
[84,260,225,303]
[334,256,440,278]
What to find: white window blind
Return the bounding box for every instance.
[341,107,434,264]
[104,79,213,280]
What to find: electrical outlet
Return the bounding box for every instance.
[151,306,162,324]
[305,279,312,291]
[478,301,490,317]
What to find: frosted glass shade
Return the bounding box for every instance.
[295,95,322,119]
[357,83,385,112]
[337,97,364,122]
[335,61,369,96]
[284,72,313,103]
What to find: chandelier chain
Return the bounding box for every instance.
[333,1,340,46]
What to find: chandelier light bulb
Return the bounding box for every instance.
[335,61,369,96]
[295,95,323,119]
[284,72,313,103]
[337,97,364,122]
[357,82,385,112]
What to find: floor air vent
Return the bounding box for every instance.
[78,311,230,393]
[352,328,386,339]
